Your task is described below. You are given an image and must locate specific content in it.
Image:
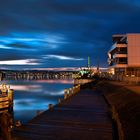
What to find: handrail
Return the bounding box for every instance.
[64,84,80,100]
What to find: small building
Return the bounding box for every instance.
[108,33,140,80]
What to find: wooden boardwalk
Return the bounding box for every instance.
[13,89,113,140]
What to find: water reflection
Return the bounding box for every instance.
[34,79,74,84]
[10,85,42,92]
[1,79,73,124]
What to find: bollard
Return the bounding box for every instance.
[77,85,80,92]
[73,87,76,94]
[64,93,68,100]
[48,104,53,110]
[58,98,62,104]
[71,87,73,94]
[16,120,21,127]
[69,88,72,96]
[69,88,73,97]
[64,89,69,99]
[64,88,68,94]
[67,89,70,97]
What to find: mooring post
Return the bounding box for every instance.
[48,104,53,110]
[58,98,62,104]
[64,88,68,100]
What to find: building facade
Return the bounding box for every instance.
[108,33,140,77]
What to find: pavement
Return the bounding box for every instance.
[108,81,140,94]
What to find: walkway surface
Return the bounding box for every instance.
[108,81,140,94]
[13,89,113,140]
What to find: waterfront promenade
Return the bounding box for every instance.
[13,87,113,140]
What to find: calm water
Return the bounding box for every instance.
[2,79,73,124]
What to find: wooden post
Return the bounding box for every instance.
[64,93,68,100]
[69,88,72,95]
[64,88,68,94]
[8,89,14,107]
[16,120,21,127]
[72,87,75,94]
[1,83,7,96]
[48,104,53,110]
[58,98,62,104]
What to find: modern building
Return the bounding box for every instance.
[108,33,140,77]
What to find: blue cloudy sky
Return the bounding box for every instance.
[0,0,140,70]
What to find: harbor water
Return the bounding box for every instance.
[1,79,73,124]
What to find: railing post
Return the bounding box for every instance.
[48,104,53,110]
[58,98,62,104]
[69,88,72,96]
[64,88,68,100]
[8,88,14,107]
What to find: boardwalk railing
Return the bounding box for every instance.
[48,84,81,109]
[74,79,93,85]
[64,84,80,100]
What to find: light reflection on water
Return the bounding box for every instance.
[2,79,74,124]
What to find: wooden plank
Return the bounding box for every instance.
[0,101,9,109]
[0,109,8,113]
[0,96,9,102]
[13,89,113,140]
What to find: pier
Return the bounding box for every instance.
[12,83,113,140]
[1,70,75,80]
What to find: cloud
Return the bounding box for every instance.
[10,84,42,92]
[0,0,140,68]
[43,55,84,61]
[0,44,12,49]
[0,33,66,51]
[0,59,39,65]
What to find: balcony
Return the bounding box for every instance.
[114,53,127,58]
[108,43,127,54]
[116,43,127,48]
[109,63,127,68]
[114,64,127,68]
